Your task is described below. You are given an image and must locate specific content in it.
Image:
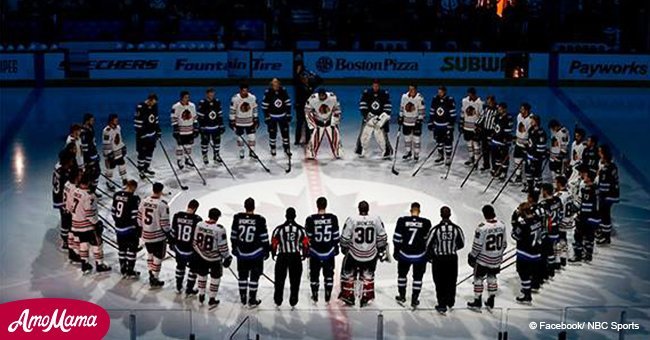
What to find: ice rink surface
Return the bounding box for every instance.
[0,85,649,339]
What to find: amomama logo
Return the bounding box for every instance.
[0,298,110,339]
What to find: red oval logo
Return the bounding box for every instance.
[0,298,110,339]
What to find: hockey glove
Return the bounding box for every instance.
[264,251,270,261]
[427,122,434,131]
[284,115,292,123]
[172,131,180,141]
[341,246,349,255]
[333,245,340,256]
[468,254,477,268]
[229,121,236,130]
[264,116,271,124]
[223,256,233,268]
[398,116,404,126]
[217,126,225,135]
[95,220,104,234]
[378,250,388,263]
[156,130,162,140]
[253,119,259,130]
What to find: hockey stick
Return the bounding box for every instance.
[391,127,402,176]
[459,153,484,188]
[262,272,275,284]
[125,156,154,185]
[456,251,517,286]
[483,153,510,193]
[285,151,292,174]
[491,159,525,204]
[237,134,271,173]
[208,142,236,180]
[442,135,462,180]
[412,142,441,177]
[181,145,207,186]
[158,139,189,190]
[100,172,123,190]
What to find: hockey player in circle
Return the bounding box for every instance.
[134,93,161,177]
[305,88,343,160]
[428,86,456,166]
[305,197,340,304]
[230,83,259,160]
[355,79,393,159]
[398,84,426,161]
[271,207,309,308]
[102,114,128,189]
[460,87,484,166]
[171,91,198,170]
[170,199,203,296]
[197,88,224,165]
[138,182,170,289]
[262,78,293,157]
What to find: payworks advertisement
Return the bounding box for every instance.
[558,54,650,81]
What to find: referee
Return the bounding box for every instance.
[271,207,309,308]
[426,206,465,314]
[477,95,498,171]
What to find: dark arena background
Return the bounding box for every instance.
[1,0,649,339]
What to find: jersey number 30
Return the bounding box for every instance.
[354,227,374,244]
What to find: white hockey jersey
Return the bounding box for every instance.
[515,113,532,147]
[193,220,230,262]
[550,127,570,160]
[66,135,84,170]
[171,101,198,135]
[469,219,507,268]
[399,92,425,126]
[102,124,125,159]
[570,140,586,168]
[555,189,575,230]
[461,96,483,132]
[70,187,98,233]
[305,92,342,128]
[138,196,170,243]
[63,181,76,214]
[341,214,388,262]
[229,93,258,127]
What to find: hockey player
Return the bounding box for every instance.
[134,93,161,176]
[63,167,82,264]
[467,205,506,312]
[582,135,600,176]
[511,202,545,304]
[80,113,100,191]
[111,179,141,278]
[539,183,563,278]
[490,103,513,180]
[428,86,456,165]
[197,88,224,165]
[398,84,426,161]
[569,166,600,263]
[523,115,547,194]
[305,89,343,160]
[356,79,393,159]
[272,207,309,308]
[66,124,84,171]
[53,151,74,251]
[548,120,570,177]
[293,63,322,145]
[477,95,498,171]
[460,88,483,166]
[393,202,433,308]
[596,145,619,245]
[170,199,203,295]
[262,78,292,157]
[554,176,575,268]
[171,91,198,169]
[339,201,388,307]
[230,198,270,308]
[138,182,170,288]
[567,128,586,181]
[305,197,340,303]
[102,114,127,190]
[427,206,464,313]
[513,103,533,183]
[229,83,259,159]
[70,173,111,274]
[192,208,232,309]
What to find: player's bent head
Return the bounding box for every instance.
[467,87,476,95]
[180,90,190,99]
[70,123,82,135]
[82,112,94,124]
[541,183,554,196]
[153,182,164,194]
[126,180,138,191]
[599,144,612,162]
[206,87,215,94]
[244,197,255,212]
[358,201,369,215]
[410,202,420,211]
[286,207,296,221]
[209,208,221,221]
[147,93,158,101]
[482,205,496,220]
[80,173,92,187]
[555,175,568,188]
[575,127,585,139]
[188,199,200,211]
[108,113,118,125]
[548,119,560,130]
[239,82,249,90]
[316,197,327,210]
[440,206,451,219]
[521,102,531,112]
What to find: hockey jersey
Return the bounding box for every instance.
[515,113,532,148]
[578,182,600,225]
[52,162,68,209]
[399,92,425,127]
[469,219,507,268]
[393,216,432,263]
[70,187,98,233]
[66,135,84,170]
[527,126,547,160]
[230,213,270,260]
[359,88,391,120]
[491,113,514,146]
[111,190,141,234]
[171,101,198,136]
[511,210,545,261]
[305,92,342,128]
[550,127,570,161]
[460,96,484,132]
[138,196,170,243]
[63,181,76,214]
[102,124,126,159]
[598,162,620,203]
[171,211,203,256]
[261,87,292,119]
[582,146,600,175]
[134,101,161,139]
[428,95,456,130]
[197,97,224,132]
[570,140,586,168]
[229,93,258,127]
[80,124,99,163]
[555,189,575,230]
[539,196,563,240]
[194,220,230,262]
[341,214,388,262]
[304,213,340,259]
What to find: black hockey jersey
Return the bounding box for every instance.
[197,97,224,132]
[359,88,391,119]
[527,126,547,160]
[80,124,99,163]
[111,190,141,234]
[539,196,562,239]
[52,163,69,209]
[134,101,161,139]
[171,211,203,256]
[230,213,270,260]
[491,113,514,146]
[511,210,545,261]
[428,95,456,130]
[393,216,432,262]
[305,213,340,260]
[582,146,599,175]
[261,87,292,119]
[598,162,620,203]
[578,182,600,225]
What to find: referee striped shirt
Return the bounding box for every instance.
[427,219,465,256]
[478,106,498,133]
[272,221,309,256]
